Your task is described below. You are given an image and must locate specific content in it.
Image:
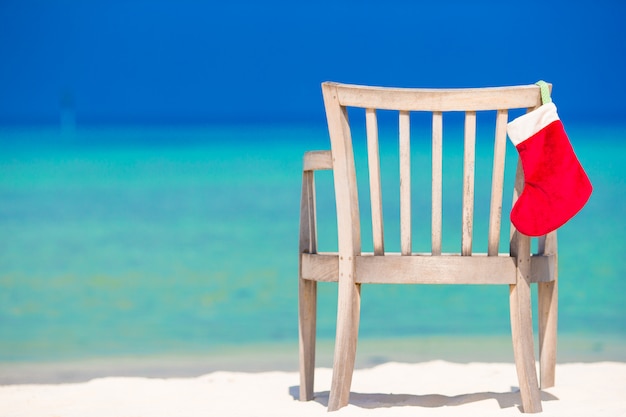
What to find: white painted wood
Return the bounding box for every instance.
[301,253,339,282]
[298,170,317,401]
[299,171,317,254]
[298,276,316,401]
[431,111,443,255]
[302,82,554,413]
[488,109,508,256]
[330,82,545,112]
[322,83,361,257]
[509,158,525,248]
[538,231,558,388]
[328,266,360,411]
[530,254,556,282]
[303,150,333,171]
[356,254,516,284]
[321,82,362,412]
[399,110,411,256]
[300,252,554,284]
[366,108,385,255]
[462,111,476,256]
[509,146,543,412]
[509,232,543,413]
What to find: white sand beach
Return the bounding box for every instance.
[2,360,625,417]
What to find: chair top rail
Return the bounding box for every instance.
[325,82,544,112]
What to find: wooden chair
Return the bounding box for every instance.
[298,82,558,413]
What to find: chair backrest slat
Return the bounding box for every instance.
[431,111,443,256]
[366,108,385,255]
[487,109,509,256]
[399,110,412,255]
[462,111,476,256]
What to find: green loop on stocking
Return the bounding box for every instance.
[535,80,552,105]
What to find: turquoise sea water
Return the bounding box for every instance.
[0,122,625,366]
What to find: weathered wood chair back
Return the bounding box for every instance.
[299,82,558,413]
[323,82,542,259]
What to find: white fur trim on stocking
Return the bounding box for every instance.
[507,102,560,146]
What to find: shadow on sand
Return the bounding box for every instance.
[289,386,558,411]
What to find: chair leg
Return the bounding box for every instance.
[510,277,542,413]
[298,169,318,401]
[328,277,361,412]
[538,280,557,389]
[299,277,317,401]
[538,232,558,389]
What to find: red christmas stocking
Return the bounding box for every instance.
[506,84,592,236]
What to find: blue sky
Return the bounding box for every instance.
[0,0,624,125]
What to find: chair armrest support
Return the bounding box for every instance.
[303,150,333,171]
